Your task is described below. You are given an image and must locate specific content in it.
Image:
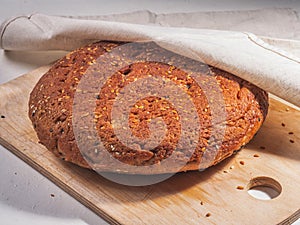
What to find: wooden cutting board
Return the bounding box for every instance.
[0,65,299,225]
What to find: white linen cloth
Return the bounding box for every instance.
[0,9,299,106]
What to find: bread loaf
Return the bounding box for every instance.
[29,41,268,174]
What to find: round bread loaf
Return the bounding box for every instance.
[29,41,268,174]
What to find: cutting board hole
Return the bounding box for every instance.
[247,176,282,200]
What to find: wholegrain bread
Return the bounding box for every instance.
[29,41,268,174]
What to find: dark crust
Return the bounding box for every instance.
[28,41,268,174]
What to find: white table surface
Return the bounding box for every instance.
[0,1,299,224]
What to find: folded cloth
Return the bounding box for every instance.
[0,11,299,107]
[64,8,300,40]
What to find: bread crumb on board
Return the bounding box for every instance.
[236,186,244,190]
[205,213,211,217]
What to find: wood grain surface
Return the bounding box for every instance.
[0,65,299,225]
